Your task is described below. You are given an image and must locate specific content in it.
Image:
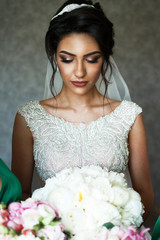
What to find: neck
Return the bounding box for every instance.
[58,86,103,110]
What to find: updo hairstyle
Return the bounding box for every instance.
[45,0,115,97]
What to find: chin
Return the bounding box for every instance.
[71,87,96,96]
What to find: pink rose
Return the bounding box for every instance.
[8,202,22,212]
[7,202,24,232]
[8,202,23,220]
[7,219,23,232]
[21,201,37,210]
[119,226,150,240]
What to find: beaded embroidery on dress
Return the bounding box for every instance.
[18,100,142,182]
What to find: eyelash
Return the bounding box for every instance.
[60,56,100,64]
[61,59,73,63]
[86,57,100,63]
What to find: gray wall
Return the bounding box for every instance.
[0,1,160,205]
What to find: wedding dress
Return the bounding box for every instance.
[18,99,142,186]
[18,98,152,239]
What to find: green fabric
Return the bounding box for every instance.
[0,158,22,205]
[152,216,160,240]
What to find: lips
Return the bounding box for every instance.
[71,81,88,87]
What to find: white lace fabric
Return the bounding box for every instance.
[17,100,142,182]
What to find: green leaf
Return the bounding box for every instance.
[49,221,60,226]
[0,203,7,210]
[39,216,43,223]
[41,215,55,225]
[0,225,9,234]
[64,230,72,239]
[9,229,17,237]
[103,222,114,229]
[33,224,43,231]
[54,217,61,221]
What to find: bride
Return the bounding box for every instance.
[11,0,153,223]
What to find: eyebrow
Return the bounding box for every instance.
[59,50,102,57]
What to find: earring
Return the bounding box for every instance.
[56,62,59,72]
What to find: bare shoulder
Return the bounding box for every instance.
[14,112,27,126]
[13,112,32,137]
[131,112,144,131]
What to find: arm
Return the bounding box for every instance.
[128,113,154,222]
[12,113,34,200]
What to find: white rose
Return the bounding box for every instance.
[37,204,56,219]
[37,225,66,240]
[21,209,41,229]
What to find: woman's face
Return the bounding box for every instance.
[56,33,104,95]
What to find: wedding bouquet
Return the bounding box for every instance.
[0,200,70,240]
[0,165,150,240]
[32,165,149,240]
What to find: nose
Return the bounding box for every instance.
[74,60,86,78]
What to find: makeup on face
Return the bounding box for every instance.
[56,33,104,93]
[59,50,102,64]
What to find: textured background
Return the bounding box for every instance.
[0,0,160,205]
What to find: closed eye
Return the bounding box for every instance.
[86,56,101,63]
[60,56,73,63]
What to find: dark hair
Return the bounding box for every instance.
[45,0,114,97]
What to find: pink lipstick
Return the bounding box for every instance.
[71,81,88,87]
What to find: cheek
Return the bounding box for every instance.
[58,64,72,80]
[88,65,102,80]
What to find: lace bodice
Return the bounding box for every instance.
[18,100,142,181]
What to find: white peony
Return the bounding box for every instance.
[32,165,144,240]
[122,191,144,227]
[90,226,121,240]
[21,209,41,229]
[108,186,129,206]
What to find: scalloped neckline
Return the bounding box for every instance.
[38,100,126,127]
